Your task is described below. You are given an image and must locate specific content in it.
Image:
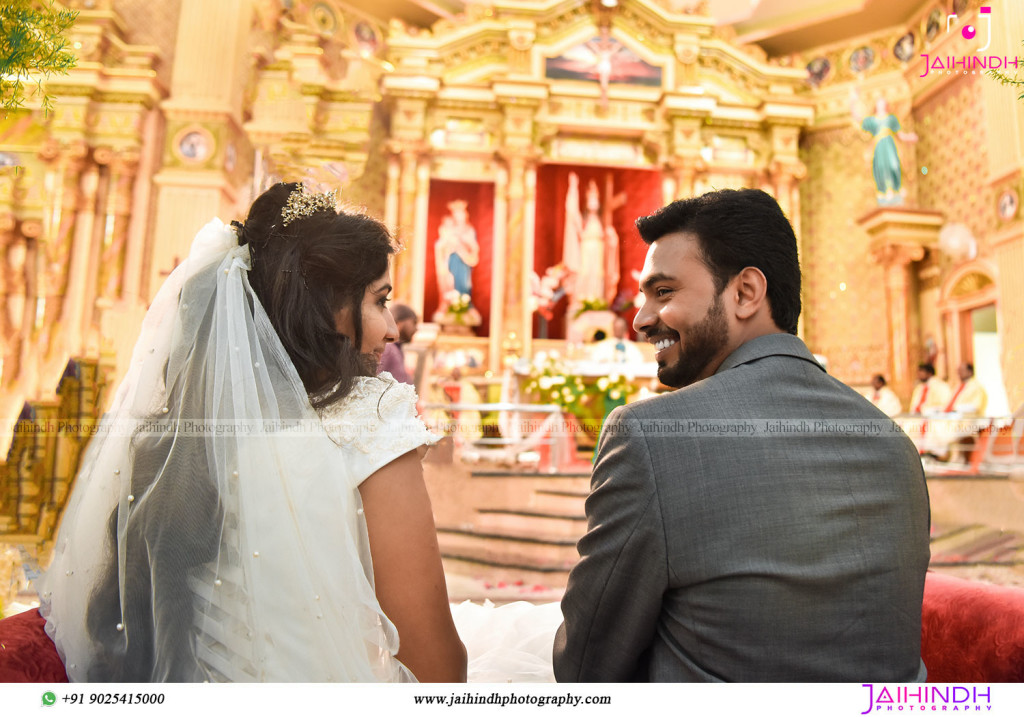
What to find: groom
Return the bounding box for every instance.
[553,189,930,682]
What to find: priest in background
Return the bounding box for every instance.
[909,362,951,415]
[945,362,988,417]
[867,374,902,416]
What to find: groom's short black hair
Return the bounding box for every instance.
[635,188,801,336]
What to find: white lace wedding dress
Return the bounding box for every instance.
[323,374,563,683]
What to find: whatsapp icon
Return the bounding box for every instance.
[42,691,57,706]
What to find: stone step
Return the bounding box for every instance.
[532,487,590,513]
[440,551,575,590]
[473,507,586,538]
[930,524,1024,565]
[437,525,581,569]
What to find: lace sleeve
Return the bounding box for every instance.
[319,372,440,488]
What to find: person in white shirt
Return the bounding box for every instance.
[867,374,903,416]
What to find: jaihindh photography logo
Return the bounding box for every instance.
[920,6,1021,78]
[860,684,993,713]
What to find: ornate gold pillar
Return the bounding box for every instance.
[15,221,41,399]
[668,113,705,201]
[392,147,421,304]
[769,159,807,337]
[385,90,430,305]
[992,224,1024,410]
[40,142,87,355]
[384,154,401,236]
[671,156,704,200]
[411,159,431,316]
[521,162,538,359]
[122,109,159,306]
[862,208,944,399]
[98,151,137,302]
[94,150,138,359]
[501,152,529,361]
[81,147,116,355]
[489,165,509,372]
[0,213,24,388]
[149,0,252,301]
[60,150,100,358]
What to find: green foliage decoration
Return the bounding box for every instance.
[987,41,1024,102]
[0,0,78,115]
[521,351,637,435]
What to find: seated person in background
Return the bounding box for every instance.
[378,303,418,386]
[920,362,990,462]
[867,374,903,416]
[589,316,646,364]
[945,362,987,417]
[909,362,951,414]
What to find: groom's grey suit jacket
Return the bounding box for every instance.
[553,333,930,682]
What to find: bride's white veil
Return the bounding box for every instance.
[38,218,411,682]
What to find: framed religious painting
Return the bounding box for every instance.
[893,33,916,63]
[172,126,215,165]
[353,21,379,54]
[925,8,942,42]
[997,188,1020,222]
[806,57,831,87]
[850,46,875,74]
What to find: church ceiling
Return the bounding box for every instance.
[370,0,930,56]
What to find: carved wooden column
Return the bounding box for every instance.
[862,208,944,399]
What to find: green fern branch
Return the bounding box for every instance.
[0,0,79,115]
[986,40,1024,101]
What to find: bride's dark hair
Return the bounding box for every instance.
[239,182,398,408]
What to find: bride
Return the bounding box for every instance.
[37,182,468,682]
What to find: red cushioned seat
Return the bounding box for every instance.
[922,571,1024,682]
[0,608,68,683]
[2,573,1023,682]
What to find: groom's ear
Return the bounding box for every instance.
[731,267,768,321]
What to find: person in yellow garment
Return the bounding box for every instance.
[909,362,951,415]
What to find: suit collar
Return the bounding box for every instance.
[714,332,825,375]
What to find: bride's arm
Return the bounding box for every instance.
[359,449,468,682]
